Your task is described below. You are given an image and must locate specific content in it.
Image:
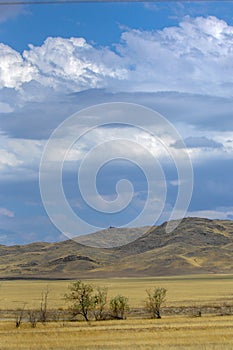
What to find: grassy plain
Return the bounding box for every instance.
[1,274,233,309]
[0,316,233,349]
[1,275,233,349]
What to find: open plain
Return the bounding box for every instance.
[1,316,233,350]
[0,275,233,349]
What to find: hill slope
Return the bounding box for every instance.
[74,226,150,248]
[0,217,233,278]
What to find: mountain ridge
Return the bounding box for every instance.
[1,217,233,278]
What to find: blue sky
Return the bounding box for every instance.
[0,1,233,245]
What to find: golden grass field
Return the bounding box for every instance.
[1,275,233,349]
[0,316,233,349]
[1,274,233,309]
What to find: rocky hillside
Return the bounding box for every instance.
[0,217,233,278]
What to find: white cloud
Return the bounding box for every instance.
[0,109,231,181]
[117,16,233,96]
[0,43,36,89]
[0,207,14,218]
[1,16,233,100]
[0,37,126,93]
[0,135,44,180]
[0,148,23,168]
[57,124,180,171]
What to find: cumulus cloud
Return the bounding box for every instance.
[0,16,233,99]
[0,43,36,89]
[0,37,126,92]
[117,16,233,96]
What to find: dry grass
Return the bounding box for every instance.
[1,275,233,349]
[0,316,233,349]
[1,274,233,309]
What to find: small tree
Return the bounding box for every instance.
[145,287,167,319]
[93,287,108,321]
[109,295,129,319]
[65,280,94,322]
[39,287,49,324]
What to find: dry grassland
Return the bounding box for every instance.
[0,316,233,349]
[0,275,233,349]
[0,274,233,309]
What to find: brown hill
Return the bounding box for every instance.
[74,226,150,248]
[0,217,233,278]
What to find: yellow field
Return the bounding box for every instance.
[1,274,233,309]
[0,316,233,349]
[1,275,233,349]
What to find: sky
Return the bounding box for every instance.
[0,1,233,245]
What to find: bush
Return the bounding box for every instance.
[145,287,167,319]
[93,287,108,321]
[109,295,129,319]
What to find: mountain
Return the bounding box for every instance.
[0,217,233,278]
[74,226,151,248]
